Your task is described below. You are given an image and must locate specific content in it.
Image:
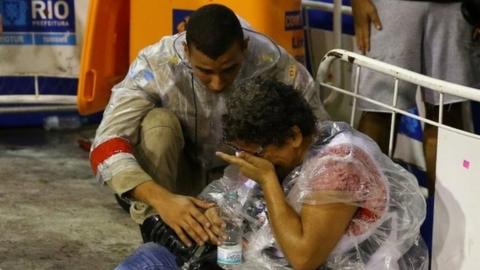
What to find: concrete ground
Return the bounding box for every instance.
[0,126,140,270]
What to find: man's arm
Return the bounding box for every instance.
[91,52,158,195]
[351,0,382,54]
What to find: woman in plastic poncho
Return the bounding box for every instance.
[209,77,428,269]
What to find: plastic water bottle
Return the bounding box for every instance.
[217,191,243,269]
[43,115,82,131]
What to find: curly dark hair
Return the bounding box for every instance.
[222,78,317,147]
[186,4,244,59]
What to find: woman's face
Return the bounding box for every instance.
[225,126,309,178]
[230,140,301,173]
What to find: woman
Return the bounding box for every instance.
[117,78,428,269]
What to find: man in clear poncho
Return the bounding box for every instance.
[117,78,428,270]
[90,4,329,247]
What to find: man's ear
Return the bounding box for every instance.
[290,126,303,148]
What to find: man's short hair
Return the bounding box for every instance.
[222,78,317,147]
[186,4,244,59]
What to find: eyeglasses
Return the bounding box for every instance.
[224,142,264,157]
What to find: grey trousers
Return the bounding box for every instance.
[357,0,480,111]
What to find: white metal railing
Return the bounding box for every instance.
[302,0,352,87]
[302,0,352,15]
[316,49,480,157]
[0,105,77,113]
[0,95,76,105]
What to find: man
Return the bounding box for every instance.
[90,4,328,248]
[351,0,480,193]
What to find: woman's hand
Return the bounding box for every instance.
[216,151,277,186]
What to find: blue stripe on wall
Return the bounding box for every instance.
[0,111,103,127]
[38,77,78,95]
[0,76,80,126]
[34,33,77,46]
[0,76,35,95]
[0,76,78,96]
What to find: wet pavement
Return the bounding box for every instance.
[0,126,140,270]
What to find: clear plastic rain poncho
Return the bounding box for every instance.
[200,121,428,269]
[91,28,328,187]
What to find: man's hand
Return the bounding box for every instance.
[215,151,277,186]
[156,194,215,247]
[351,0,382,54]
[204,207,226,245]
[131,181,215,247]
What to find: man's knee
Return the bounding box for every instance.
[136,108,185,189]
[141,108,183,136]
[139,108,185,149]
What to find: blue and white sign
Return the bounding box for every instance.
[0,0,88,107]
[0,0,76,45]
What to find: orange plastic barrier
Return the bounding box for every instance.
[130,0,305,62]
[77,0,130,115]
